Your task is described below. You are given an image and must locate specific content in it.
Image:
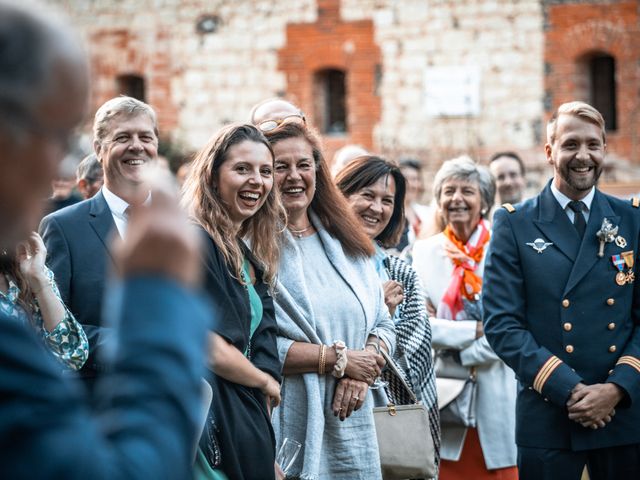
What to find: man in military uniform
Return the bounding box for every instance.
[483,101,640,479]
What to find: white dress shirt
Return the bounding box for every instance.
[550,181,595,224]
[101,186,129,238]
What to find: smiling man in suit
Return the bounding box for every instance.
[40,96,159,385]
[483,101,640,480]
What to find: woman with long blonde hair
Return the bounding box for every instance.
[182,124,286,480]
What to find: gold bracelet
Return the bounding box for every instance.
[318,344,327,375]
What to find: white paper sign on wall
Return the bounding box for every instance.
[424,66,481,117]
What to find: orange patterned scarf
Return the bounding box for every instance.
[437,219,491,320]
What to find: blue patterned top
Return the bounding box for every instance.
[0,268,89,370]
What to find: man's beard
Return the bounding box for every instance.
[558,160,602,192]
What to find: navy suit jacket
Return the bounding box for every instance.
[0,276,208,478]
[483,182,640,451]
[39,190,115,375]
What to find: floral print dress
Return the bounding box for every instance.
[0,267,89,370]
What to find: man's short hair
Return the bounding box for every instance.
[398,158,422,172]
[489,151,525,176]
[546,101,606,145]
[93,96,158,145]
[76,153,102,182]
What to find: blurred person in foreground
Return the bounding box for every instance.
[336,155,441,472]
[412,156,518,479]
[76,152,104,199]
[182,124,284,480]
[0,1,209,477]
[266,123,395,480]
[40,95,159,388]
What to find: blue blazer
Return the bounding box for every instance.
[39,191,115,375]
[483,182,640,451]
[0,276,209,478]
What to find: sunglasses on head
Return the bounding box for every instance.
[258,113,306,132]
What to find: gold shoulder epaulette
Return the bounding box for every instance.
[632,197,639,208]
[502,203,516,213]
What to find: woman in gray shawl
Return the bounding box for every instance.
[266,124,396,480]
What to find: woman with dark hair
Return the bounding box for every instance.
[336,155,440,474]
[0,233,88,370]
[266,124,395,480]
[182,124,286,480]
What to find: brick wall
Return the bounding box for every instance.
[544,0,640,175]
[278,0,381,160]
[48,0,639,191]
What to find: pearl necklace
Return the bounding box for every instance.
[288,224,314,238]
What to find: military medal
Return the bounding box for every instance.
[622,251,635,284]
[615,235,627,248]
[612,254,627,285]
[597,219,618,257]
[612,251,636,285]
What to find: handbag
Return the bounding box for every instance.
[373,349,436,480]
[434,349,477,427]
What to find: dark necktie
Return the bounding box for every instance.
[568,200,586,237]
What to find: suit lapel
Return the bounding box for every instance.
[533,184,579,262]
[89,191,117,262]
[564,191,619,296]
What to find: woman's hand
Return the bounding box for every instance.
[260,372,281,410]
[475,321,484,339]
[17,232,48,292]
[383,280,404,316]
[426,298,437,317]
[344,349,384,385]
[274,462,286,480]
[332,378,369,420]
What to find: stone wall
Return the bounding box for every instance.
[48,0,638,193]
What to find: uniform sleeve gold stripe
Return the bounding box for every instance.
[535,358,561,392]
[616,356,640,373]
[533,356,562,393]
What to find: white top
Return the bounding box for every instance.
[412,232,517,468]
[101,186,129,238]
[101,187,151,238]
[550,182,595,224]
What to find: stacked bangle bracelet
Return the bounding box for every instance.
[318,344,327,375]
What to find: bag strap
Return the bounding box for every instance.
[380,349,420,405]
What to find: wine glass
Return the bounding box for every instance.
[276,438,302,476]
[367,330,388,390]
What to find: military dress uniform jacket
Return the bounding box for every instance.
[482,183,640,451]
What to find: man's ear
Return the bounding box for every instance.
[93,140,102,160]
[544,143,553,166]
[77,178,88,198]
